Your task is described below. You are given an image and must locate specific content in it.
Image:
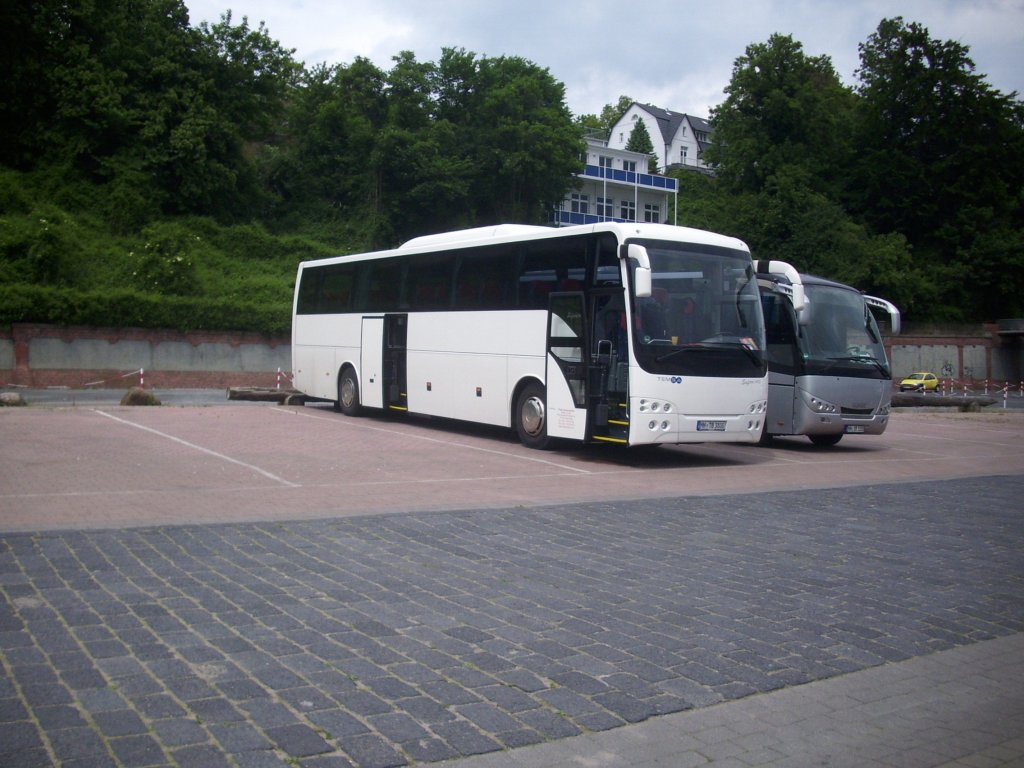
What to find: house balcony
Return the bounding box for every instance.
[551,211,631,226]
[579,164,678,192]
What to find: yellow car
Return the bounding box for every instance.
[899,371,939,392]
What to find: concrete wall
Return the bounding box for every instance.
[2,324,290,389]
[3,322,1022,391]
[888,324,1022,387]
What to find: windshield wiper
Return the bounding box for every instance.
[657,341,762,367]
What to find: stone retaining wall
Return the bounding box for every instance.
[2,322,1021,391]
[2,324,290,389]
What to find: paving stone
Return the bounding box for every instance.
[208,721,273,753]
[152,717,209,746]
[338,732,408,768]
[92,708,148,738]
[169,743,232,767]
[265,722,334,757]
[108,733,165,765]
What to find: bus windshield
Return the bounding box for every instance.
[799,284,889,377]
[629,239,766,377]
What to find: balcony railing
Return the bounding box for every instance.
[551,210,640,226]
[580,164,678,191]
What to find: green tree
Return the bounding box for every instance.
[274,57,387,230]
[705,34,856,198]
[574,95,633,136]
[625,118,659,171]
[850,17,1024,319]
[433,49,583,226]
[625,119,654,155]
[696,31,931,315]
[0,2,300,224]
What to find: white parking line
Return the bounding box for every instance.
[93,409,299,487]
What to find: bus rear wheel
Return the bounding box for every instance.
[515,382,550,449]
[337,367,362,417]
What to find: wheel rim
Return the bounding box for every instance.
[521,395,545,437]
[341,377,357,408]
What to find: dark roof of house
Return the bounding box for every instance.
[636,103,713,150]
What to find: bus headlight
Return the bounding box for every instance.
[807,395,838,414]
[639,400,673,413]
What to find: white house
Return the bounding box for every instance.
[552,135,678,227]
[607,102,713,173]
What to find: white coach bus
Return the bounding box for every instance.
[292,223,780,449]
[756,261,901,446]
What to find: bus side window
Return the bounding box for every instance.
[595,293,627,354]
[762,293,796,369]
[296,268,321,314]
[455,247,514,310]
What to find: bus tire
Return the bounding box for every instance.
[515,382,551,449]
[809,433,842,447]
[337,367,362,417]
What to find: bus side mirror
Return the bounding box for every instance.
[757,259,807,324]
[865,296,901,335]
[797,298,811,326]
[628,244,652,298]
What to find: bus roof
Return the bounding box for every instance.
[299,223,750,269]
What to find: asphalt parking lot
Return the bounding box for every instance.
[1,401,1023,767]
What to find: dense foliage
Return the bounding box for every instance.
[1,4,1021,331]
[0,0,581,334]
[693,20,1024,321]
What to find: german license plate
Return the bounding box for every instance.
[844,425,866,433]
[697,420,727,432]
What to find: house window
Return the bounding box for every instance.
[623,160,636,173]
[680,147,688,164]
[599,156,613,169]
[571,193,589,214]
[597,197,613,218]
[644,203,660,223]
[620,200,636,221]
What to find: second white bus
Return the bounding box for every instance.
[292,223,781,448]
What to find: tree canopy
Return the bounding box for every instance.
[695,20,1024,321]
[1,3,1021,329]
[0,1,582,247]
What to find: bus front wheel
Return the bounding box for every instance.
[515,382,550,449]
[337,367,362,417]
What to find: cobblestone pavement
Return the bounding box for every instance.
[1,474,1023,767]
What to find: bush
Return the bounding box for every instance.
[0,283,291,336]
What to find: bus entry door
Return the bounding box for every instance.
[360,316,385,409]
[360,314,408,412]
[546,293,587,441]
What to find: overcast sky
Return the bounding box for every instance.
[184,0,1024,118]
